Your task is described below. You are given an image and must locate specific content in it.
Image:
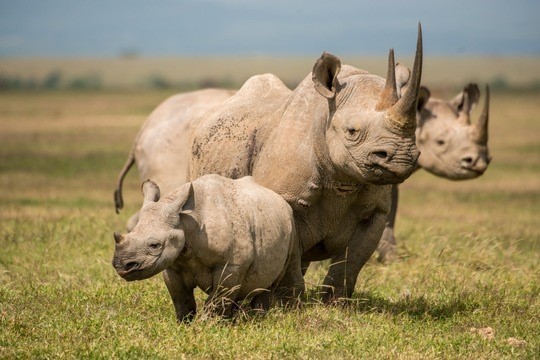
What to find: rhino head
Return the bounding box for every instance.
[416,83,491,180]
[312,24,423,185]
[112,180,194,281]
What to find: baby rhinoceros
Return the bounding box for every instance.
[112,174,297,322]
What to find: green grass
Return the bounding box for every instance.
[0,90,539,358]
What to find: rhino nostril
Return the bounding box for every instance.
[462,156,474,166]
[372,151,388,159]
[124,261,139,272]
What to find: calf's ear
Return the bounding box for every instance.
[312,52,341,99]
[168,183,195,215]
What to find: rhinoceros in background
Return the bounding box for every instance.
[187,25,424,301]
[112,174,298,321]
[377,83,491,262]
[114,88,236,230]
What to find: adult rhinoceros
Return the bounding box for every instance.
[186,26,424,300]
[377,83,491,262]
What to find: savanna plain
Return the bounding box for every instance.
[0,58,539,358]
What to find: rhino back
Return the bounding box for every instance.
[189,75,291,181]
[135,89,235,194]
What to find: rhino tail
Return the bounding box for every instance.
[114,147,135,214]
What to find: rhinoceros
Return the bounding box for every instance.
[114,88,236,230]
[377,83,491,262]
[112,174,298,321]
[185,26,424,301]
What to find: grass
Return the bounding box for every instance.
[0,88,539,358]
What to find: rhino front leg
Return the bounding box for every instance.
[205,264,246,317]
[162,268,197,322]
[377,184,399,263]
[274,237,305,305]
[322,211,387,302]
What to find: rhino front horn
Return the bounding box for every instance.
[388,23,423,131]
[114,232,123,244]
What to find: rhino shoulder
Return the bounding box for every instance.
[237,73,290,100]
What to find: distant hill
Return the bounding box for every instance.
[1,56,539,92]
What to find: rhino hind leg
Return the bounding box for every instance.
[377,226,397,263]
[273,245,305,306]
[250,290,272,312]
[377,184,399,263]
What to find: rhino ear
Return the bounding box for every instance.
[181,183,195,215]
[395,63,411,97]
[417,86,430,112]
[141,180,160,204]
[312,52,341,99]
[450,83,480,113]
[462,83,480,112]
[168,183,195,215]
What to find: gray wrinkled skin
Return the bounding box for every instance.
[188,28,423,301]
[378,83,491,262]
[112,175,299,321]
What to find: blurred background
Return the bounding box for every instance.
[1,0,539,91]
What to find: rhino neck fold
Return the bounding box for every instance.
[313,97,337,177]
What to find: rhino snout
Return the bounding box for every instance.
[369,149,390,163]
[112,254,141,277]
[460,154,489,174]
[368,144,419,173]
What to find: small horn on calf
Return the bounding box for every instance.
[376,48,398,111]
[114,232,123,244]
[473,85,490,144]
[388,23,423,132]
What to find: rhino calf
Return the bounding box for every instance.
[112,174,300,321]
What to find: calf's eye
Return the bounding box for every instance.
[436,139,445,146]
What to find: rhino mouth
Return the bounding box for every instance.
[366,152,419,184]
[368,164,415,184]
[115,261,158,281]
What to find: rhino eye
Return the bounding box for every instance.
[148,242,162,250]
[436,139,445,146]
[346,127,358,136]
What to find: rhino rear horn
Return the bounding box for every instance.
[388,23,423,132]
[376,49,398,111]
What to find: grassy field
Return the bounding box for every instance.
[0,87,539,358]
